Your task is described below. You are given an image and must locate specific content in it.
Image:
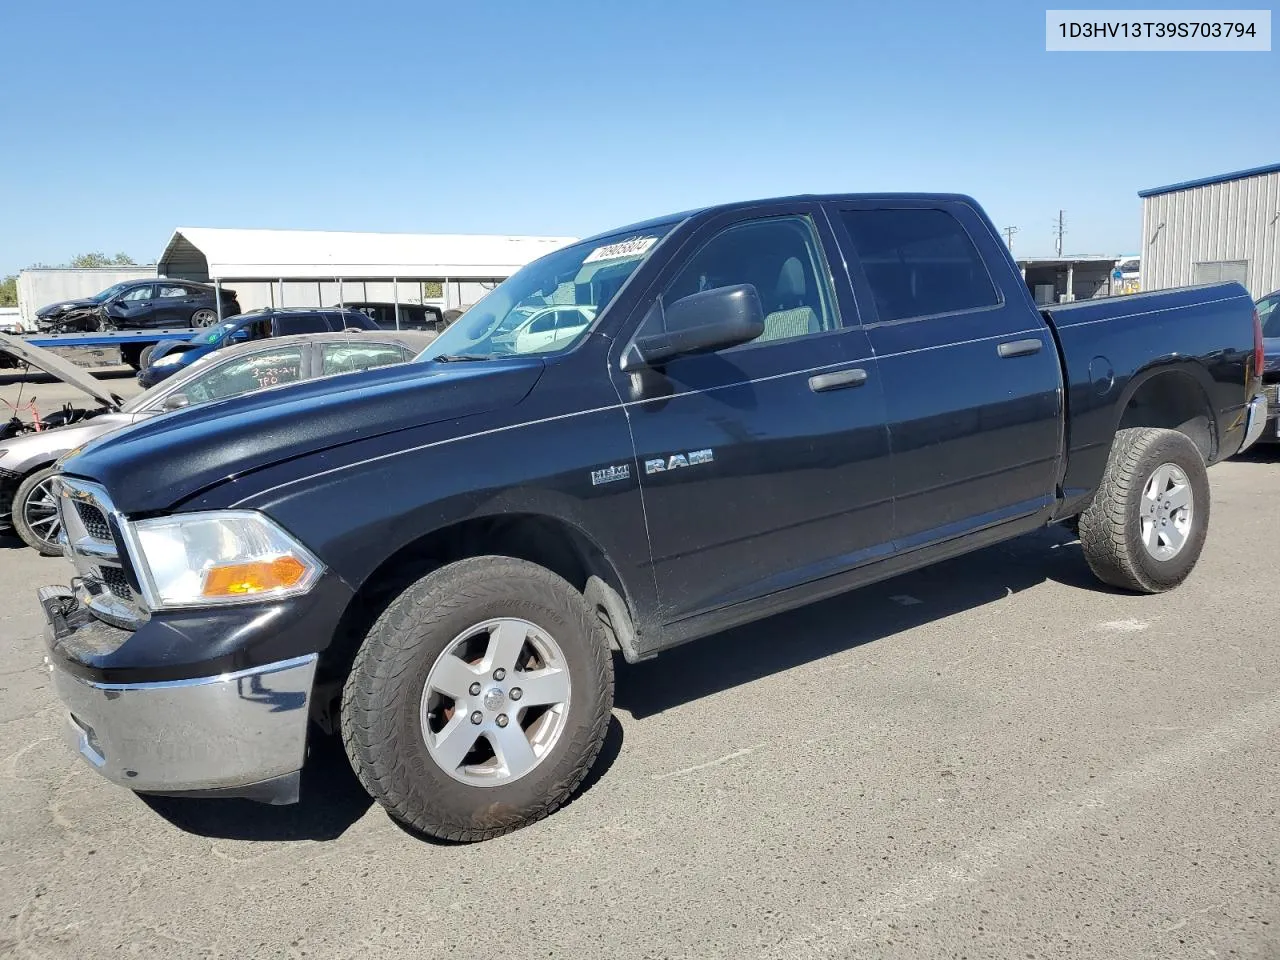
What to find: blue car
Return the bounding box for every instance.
[138,307,380,386]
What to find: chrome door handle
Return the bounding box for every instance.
[809,368,868,392]
[997,338,1043,358]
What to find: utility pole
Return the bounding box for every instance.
[1002,225,1019,252]
[1053,210,1066,257]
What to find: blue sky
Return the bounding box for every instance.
[3,0,1275,275]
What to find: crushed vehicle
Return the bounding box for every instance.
[39,192,1268,842]
[138,307,386,386]
[36,279,240,333]
[1,331,430,555]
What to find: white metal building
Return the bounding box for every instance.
[156,228,578,318]
[1139,162,1280,299]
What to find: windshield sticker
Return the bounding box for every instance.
[583,236,658,264]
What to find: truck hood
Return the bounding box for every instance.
[35,298,98,318]
[61,357,546,514]
[0,333,124,409]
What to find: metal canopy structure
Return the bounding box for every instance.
[155,227,579,324]
[157,228,578,283]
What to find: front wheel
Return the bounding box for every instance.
[13,466,64,556]
[341,556,614,841]
[1078,427,1210,593]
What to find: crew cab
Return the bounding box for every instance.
[138,307,383,385]
[38,193,1268,843]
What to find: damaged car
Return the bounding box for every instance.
[0,330,429,554]
[35,279,240,333]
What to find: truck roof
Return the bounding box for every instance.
[580,193,982,244]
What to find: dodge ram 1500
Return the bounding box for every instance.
[39,193,1269,842]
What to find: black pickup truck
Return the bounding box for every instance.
[39,193,1269,842]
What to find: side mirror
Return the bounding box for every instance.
[162,393,190,411]
[622,284,764,370]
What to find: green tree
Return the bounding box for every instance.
[69,251,136,268]
[0,275,16,307]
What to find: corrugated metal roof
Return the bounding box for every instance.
[157,228,580,282]
[1138,162,1280,198]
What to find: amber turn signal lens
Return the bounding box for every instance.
[202,555,309,597]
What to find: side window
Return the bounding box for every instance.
[321,343,408,376]
[157,284,188,299]
[527,312,557,334]
[280,314,328,334]
[839,208,1000,322]
[663,215,838,344]
[180,347,305,403]
[119,285,153,302]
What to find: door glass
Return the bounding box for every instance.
[157,284,188,299]
[839,209,1000,322]
[663,216,839,344]
[321,343,409,375]
[280,315,328,334]
[119,285,154,302]
[180,347,305,403]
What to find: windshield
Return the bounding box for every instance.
[91,281,134,303]
[420,226,676,361]
[1260,293,1280,337]
[195,320,246,345]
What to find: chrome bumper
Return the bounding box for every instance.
[1239,392,1269,454]
[47,647,316,802]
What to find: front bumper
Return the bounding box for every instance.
[39,575,349,802]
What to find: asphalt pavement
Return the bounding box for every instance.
[0,415,1276,958]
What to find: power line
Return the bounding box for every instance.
[1052,210,1067,257]
[1002,225,1019,252]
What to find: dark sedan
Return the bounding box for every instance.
[36,279,240,333]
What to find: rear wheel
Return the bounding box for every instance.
[13,466,64,556]
[191,309,218,327]
[341,556,614,841]
[1078,427,1209,593]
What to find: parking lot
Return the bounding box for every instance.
[0,363,1273,958]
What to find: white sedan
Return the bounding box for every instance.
[510,305,597,354]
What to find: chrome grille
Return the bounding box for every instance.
[98,566,133,601]
[74,500,111,541]
[53,476,147,628]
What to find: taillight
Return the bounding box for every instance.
[1254,307,1264,380]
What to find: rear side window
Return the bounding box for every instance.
[279,314,328,334]
[840,209,999,323]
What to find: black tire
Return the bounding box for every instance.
[13,466,64,556]
[1078,427,1210,593]
[341,556,614,842]
[139,344,157,369]
[120,344,144,370]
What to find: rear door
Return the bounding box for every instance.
[825,199,1063,548]
[153,283,193,326]
[609,203,894,624]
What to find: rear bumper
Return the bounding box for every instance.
[1238,392,1270,453]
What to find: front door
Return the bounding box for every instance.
[825,200,1063,548]
[611,206,894,625]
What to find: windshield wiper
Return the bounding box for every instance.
[433,353,496,362]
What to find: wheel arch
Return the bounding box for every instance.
[316,511,642,701]
[1114,361,1218,463]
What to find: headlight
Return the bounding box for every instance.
[151,352,184,367]
[130,511,323,608]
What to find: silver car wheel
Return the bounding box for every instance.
[419,617,571,787]
[191,309,218,327]
[22,476,62,548]
[1139,462,1193,561]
